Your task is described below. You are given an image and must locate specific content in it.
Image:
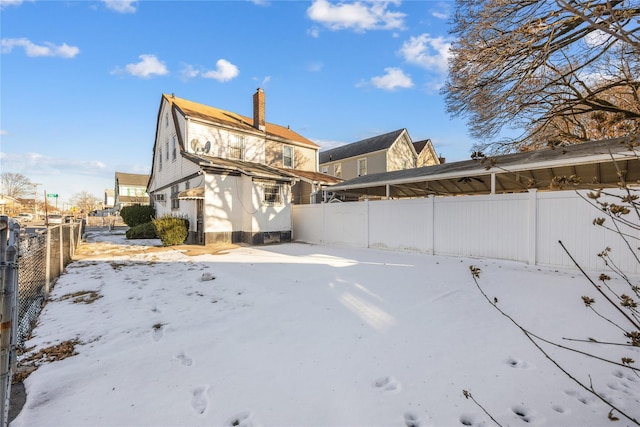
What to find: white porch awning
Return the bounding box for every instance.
[178,187,204,200]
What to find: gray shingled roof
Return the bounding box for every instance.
[115,172,150,187]
[319,129,406,164]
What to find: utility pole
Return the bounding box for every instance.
[32,183,41,218]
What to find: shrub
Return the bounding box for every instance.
[120,205,155,227]
[152,215,190,246]
[126,222,157,239]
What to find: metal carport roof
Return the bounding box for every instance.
[326,136,640,198]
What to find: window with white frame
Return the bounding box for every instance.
[165,139,169,160]
[263,183,283,205]
[165,112,168,127]
[172,136,177,160]
[158,149,163,170]
[229,134,244,160]
[283,145,293,168]
[171,184,180,209]
[333,163,342,178]
[358,158,367,176]
[321,166,328,174]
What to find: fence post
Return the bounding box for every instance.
[427,195,435,255]
[322,202,326,244]
[0,218,19,427]
[59,226,64,273]
[365,199,370,249]
[45,228,51,295]
[528,189,538,265]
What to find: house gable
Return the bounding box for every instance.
[318,128,417,180]
[413,139,440,167]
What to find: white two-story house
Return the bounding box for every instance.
[147,89,320,245]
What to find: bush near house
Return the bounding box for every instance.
[120,205,155,227]
[126,222,158,240]
[152,215,190,246]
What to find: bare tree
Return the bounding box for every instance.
[444,0,640,154]
[71,191,101,213]
[1,173,33,199]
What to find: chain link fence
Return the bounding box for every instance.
[0,217,83,427]
[16,221,83,347]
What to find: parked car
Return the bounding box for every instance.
[47,214,63,225]
[17,213,33,222]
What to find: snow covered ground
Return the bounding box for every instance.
[10,230,640,427]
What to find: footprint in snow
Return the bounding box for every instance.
[564,389,596,405]
[504,356,533,369]
[152,323,165,342]
[511,404,535,423]
[404,411,422,427]
[191,386,208,415]
[176,352,193,366]
[225,411,254,427]
[373,376,401,394]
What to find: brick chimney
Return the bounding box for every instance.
[253,88,265,131]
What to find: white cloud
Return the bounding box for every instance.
[2,152,108,175]
[316,139,349,151]
[118,54,168,78]
[307,61,324,72]
[307,0,405,32]
[584,29,612,47]
[308,27,321,38]
[0,0,32,9]
[250,0,270,6]
[398,33,451,74]
[202,59,239,82]
[179,64,200,80]
[1,38,80,58]
[430,2,450,20]
[0,129,7,136]
[102,0,137,13]
[365,67,414,91]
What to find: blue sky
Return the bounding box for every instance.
[1,0,477,205]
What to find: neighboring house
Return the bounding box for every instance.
[0,195,20,216]
[114,172,150,211]
[413,139,441,167]
[147,89,321,245]
[318,129,419,181]
[326,136,640,199]
[104,189,115,208]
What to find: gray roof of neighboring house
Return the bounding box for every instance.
[115,172,150,187]
[319,129,406,164]
[327,136,640,197]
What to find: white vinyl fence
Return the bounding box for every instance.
[292,189,640,274]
